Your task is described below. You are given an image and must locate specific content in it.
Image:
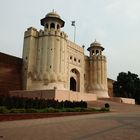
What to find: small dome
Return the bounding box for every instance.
[87,39,104,51]
[45,11,60,19]
[41,10,65,27]
[90,40,101,47]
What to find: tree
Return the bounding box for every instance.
[113,71,140,104]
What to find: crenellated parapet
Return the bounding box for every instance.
[24,27,38,38]
[91,55,106,61]
[68,40,84,53]
[39,29,68,40]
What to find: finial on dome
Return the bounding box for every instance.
[52,9,57,14]
[94,39,98,43]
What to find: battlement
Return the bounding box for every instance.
[67,40,84,53]
[24,27,38,38]
[91,55,106,61]
[39,29,68,39]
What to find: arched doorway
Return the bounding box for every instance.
[70,68,80,92]
[70,77,76,91]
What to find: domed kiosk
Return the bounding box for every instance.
[41,11,65,29]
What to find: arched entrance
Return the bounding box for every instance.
[70,68,80,92]
[70,77,76,91]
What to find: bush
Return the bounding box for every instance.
[26,108,39,113]
[65,108,76,112]
[100,107,110,112]
[0,106,9,113]
[86,108,98,112]
[74,107,83,112]
[40,107,59,113]
[0,96,87,110]
[105,103,110,108]
[10,108,26,113]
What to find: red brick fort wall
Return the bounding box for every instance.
[0,52,22,95]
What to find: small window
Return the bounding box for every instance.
[78,59,80,63]
[26,56,28,60]
[50,23,55,29]
[70,56,72,60]
[50,65,52,69]
[74,58,76,62]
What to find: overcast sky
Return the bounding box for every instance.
[0,0,140,80]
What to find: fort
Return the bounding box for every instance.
[0,11,134,103]
[21,11,108,101]
[0,11,113,101]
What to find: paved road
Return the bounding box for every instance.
[0,111,140,140]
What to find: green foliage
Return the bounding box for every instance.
[10,108,26,113]
[0,106,110,114]
[26,108,39,113]
[0,106,9,113]
[40,107,59,113]
[113,71,140,104]
[0,96,87,110]
[100,107,110,112]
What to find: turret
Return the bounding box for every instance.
[87,40,109,98]
[37,11,68,90]
[41,10,65,30]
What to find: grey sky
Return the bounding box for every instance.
[0,0,140,80]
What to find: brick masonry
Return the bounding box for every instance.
[0,52,22,95]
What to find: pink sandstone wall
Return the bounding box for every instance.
[55,90,97,101]
[10,89,97,101]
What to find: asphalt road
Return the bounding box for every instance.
[0,111,140,140]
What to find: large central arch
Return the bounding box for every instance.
[70,68,80,92]
[70,77,76,91]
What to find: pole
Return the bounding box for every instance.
[71,21,76,43]
[74,25,76,43]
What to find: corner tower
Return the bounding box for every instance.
[22,11,68,90]
[39,11,68,90]
[87,40,109,98]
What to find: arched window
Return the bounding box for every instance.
[70,68,80,92]
[96,50,99,55]
[50,23,55,29]
[57,24,60,29]
[70,77,76,91]
[92,50,95,55]
[45,23,48,28]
